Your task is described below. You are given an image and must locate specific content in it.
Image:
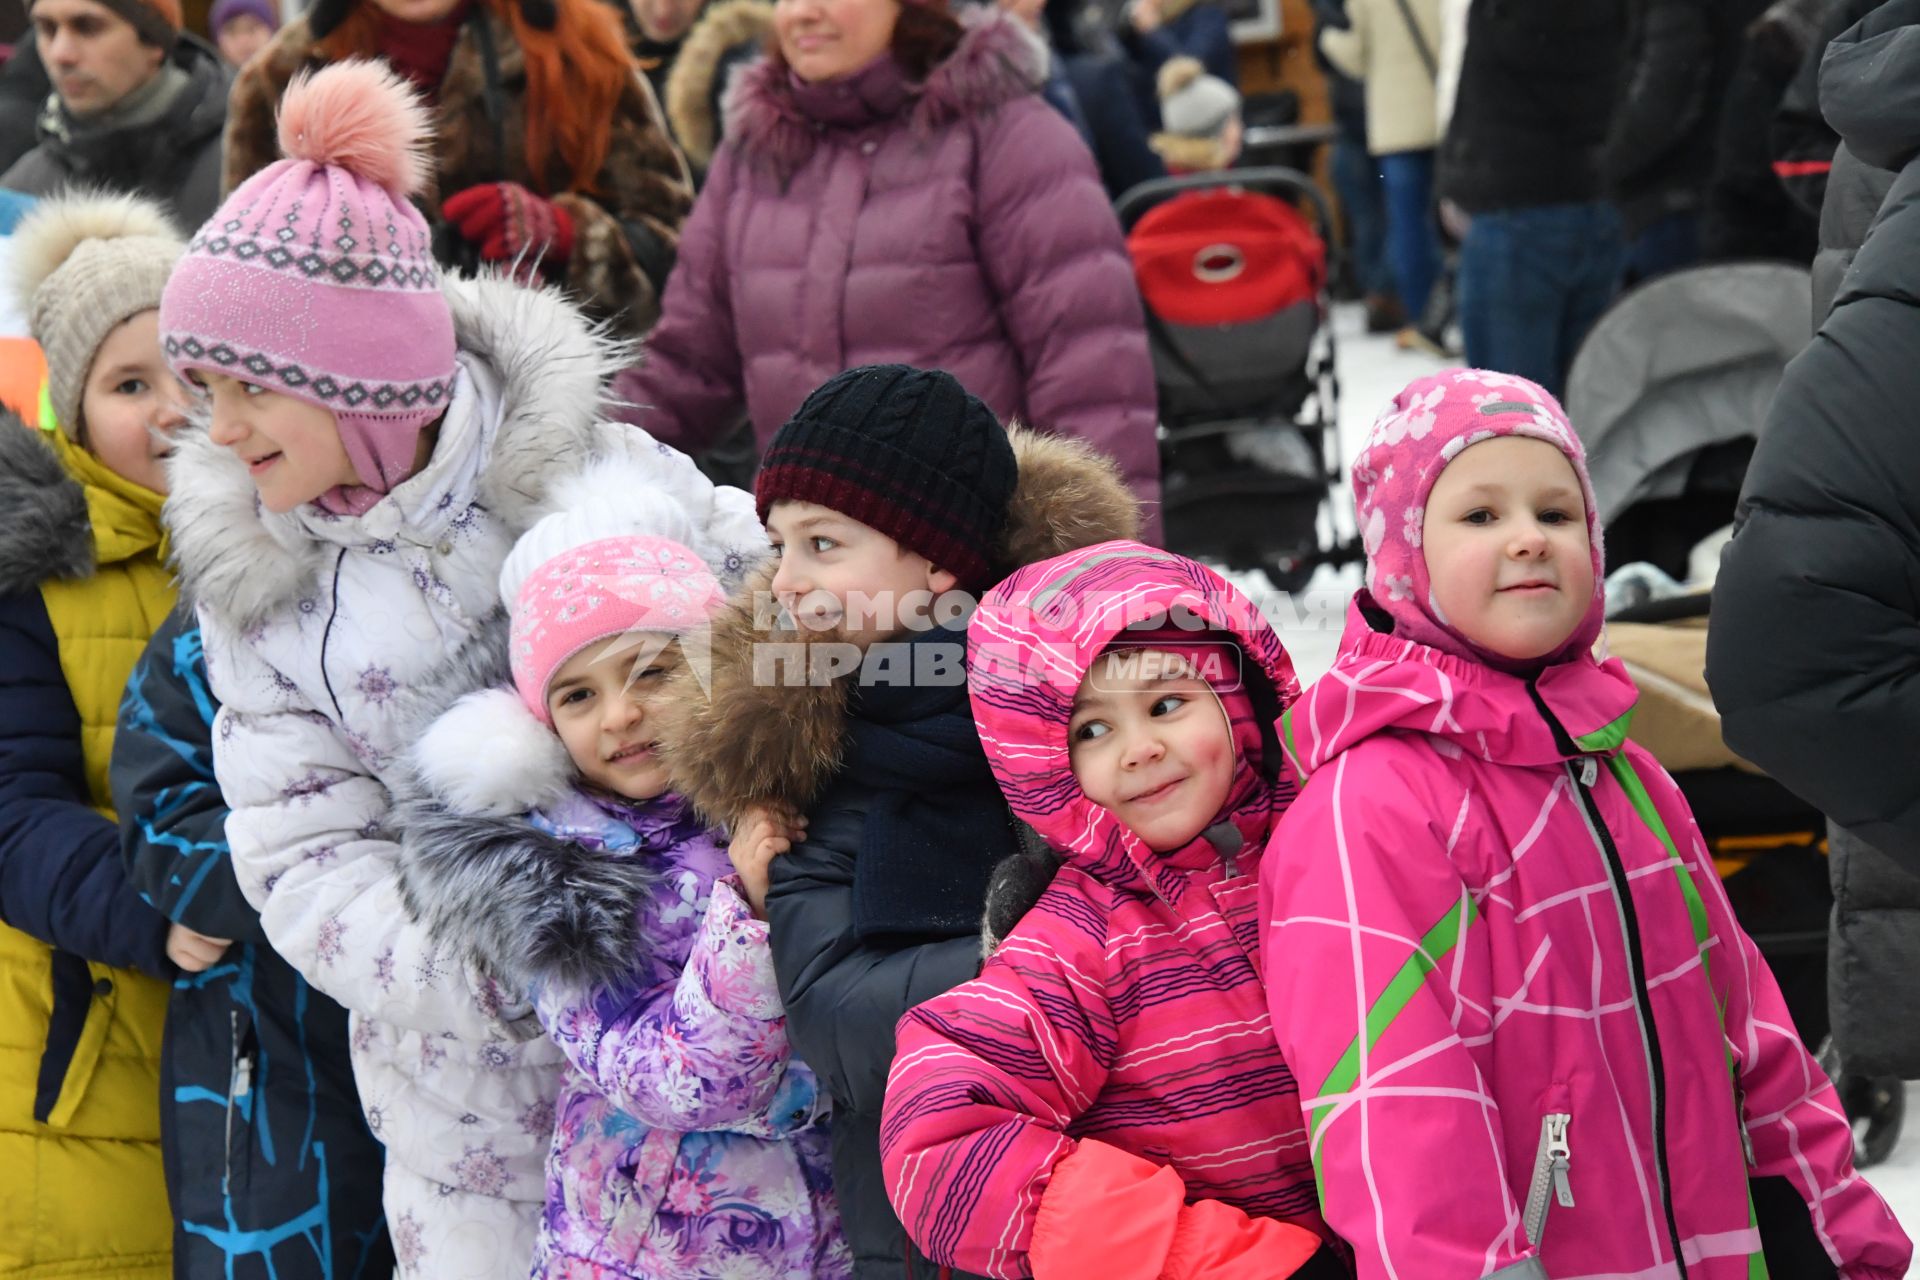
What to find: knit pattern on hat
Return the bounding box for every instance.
[1352,367,1606,670]
[31,0,183,46]
[754,364,1018,591]
[1157,55,1240,139]
[7,192,184,441]
[159,59,456,503]
[510,535,726,721]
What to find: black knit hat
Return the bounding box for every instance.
[755,365,1018,591]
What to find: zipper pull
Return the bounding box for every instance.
[233,1055,253,1100]
[1578,757,1598,789]
[1548,1114,1574,1208]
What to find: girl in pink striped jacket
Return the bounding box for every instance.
[1260,369,1910,1279]
[880,543,1346,1280]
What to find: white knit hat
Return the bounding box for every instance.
[8,191,185,440]
[1157,55,1241,138]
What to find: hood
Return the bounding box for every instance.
[1821,0,1920,172]
[393,686,693,994]
[666,0,774,171]
[167,271,629,629]
[724,6,1046,176]
[0,415,94,596]
[968,540,1299,907]
[660,426,1139,827]
[1285,601,1641,781]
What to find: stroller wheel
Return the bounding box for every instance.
[1816,1037,1908,1169]
[1263,552,1313,597]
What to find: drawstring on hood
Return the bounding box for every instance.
[1353,368,1607,675]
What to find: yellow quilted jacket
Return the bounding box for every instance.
[0,424,176,1278]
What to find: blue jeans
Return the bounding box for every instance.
[1457,201,1624,399]
[1332,138,1394,297]
[1623,211,1701,287]
[1378,149,1441,320]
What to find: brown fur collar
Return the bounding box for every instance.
[1150,132,1233,172]
[658,426,1139,827]
[665,0,774,171]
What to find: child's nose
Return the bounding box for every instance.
[208,412,246,448]
[770,559,806,601]
[1120,732,1164,769]
[1509,521,1551,558]
[605,692,644,733]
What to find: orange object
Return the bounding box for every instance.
[0,337,49,429]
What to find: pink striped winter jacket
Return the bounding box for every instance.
[880,542,1340,1280]
[1260,604,1912,1280]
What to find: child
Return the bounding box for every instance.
[391,467,847,1278]
[1260,369,1912,1279]
[158,60,762,1277]
[1150,55,1242,173]
[209,0,277,69]
[879,541,1345,1280]
[0,191,186,1278]
[659,363,1140,1279]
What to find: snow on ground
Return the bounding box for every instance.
[1213,304,1920,1237]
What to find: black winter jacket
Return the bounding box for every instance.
[113,609,392,1278]
[1707,0,1920,1080]
[1438,0,1629,213]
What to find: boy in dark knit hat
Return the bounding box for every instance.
[659,363,1140,1280]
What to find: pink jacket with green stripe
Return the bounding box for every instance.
[1259,605,1910,1280]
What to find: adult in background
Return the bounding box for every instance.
[621,0,703,116]
[1604,0,1771,283]
[1708,0,1920,1097]
[1440,0,1628,397]
[2,0,227,226]
[611,0,1163,536]
[661,0,767,179]
[1118,0,1233,104]
[224,0,692,337]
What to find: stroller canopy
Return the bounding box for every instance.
[1565,262,1812,524]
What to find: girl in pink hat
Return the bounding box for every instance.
[1259,368,1910,1279]
[158,59,764,1277]
[392,459,848,1279]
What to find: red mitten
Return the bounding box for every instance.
[441,182,575,267]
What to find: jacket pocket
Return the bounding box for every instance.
[1522,1109,1574,1249]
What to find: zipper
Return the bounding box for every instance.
[1523,1112,1574,1247]
[1566,759,1690,1278]
[223,1011,253,1197]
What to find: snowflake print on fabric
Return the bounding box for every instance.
[419,1037,447,1072]
[316,916,347,965]
[374,946,396,993]
[366,1104,386,1136]
[281,770,332,805]
[454,1145,509,1196]
[521,1098,556,1138]
[357,665,399,706]
[479,1042,513,1071]
[393,1211,427,1271]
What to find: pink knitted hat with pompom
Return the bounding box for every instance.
[160,59,456,515]
[1352,368,1606,671]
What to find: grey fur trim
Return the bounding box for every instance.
[394,793,664,995]
[979,824,1063,959]
[168,272,631,628]
[0,412,95,597]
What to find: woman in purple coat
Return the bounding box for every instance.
[610,0,1164,537]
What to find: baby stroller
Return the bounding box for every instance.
[1565,260,1905,1167]
[1118,167,1356,593]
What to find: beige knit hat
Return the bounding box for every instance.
[8,192,186,441]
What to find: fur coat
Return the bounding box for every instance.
[663,0,772,173]
[165,272,763,1279]
[224,9,692,338]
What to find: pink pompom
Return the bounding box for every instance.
[275,60,433,196]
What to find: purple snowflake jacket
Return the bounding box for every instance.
[167,275,769,1277]
[394,689,848,1280]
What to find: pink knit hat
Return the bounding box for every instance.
[1352,368,1606,670]
[508,534,727,723]
[160,60,457,515]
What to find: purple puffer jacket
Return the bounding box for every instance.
[608,9,1163,538]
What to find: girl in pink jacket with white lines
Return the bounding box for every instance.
[1259,368,1911,1280]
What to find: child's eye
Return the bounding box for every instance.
[1071,720,1109,743]
[1539,509,1573,525]
[558,687,593,708]
[115,378,149,396]
[1463,509,1494,526]
[809,536,836,554]
[1150,694,1188,717]
[240,381,267,398]
[633,665,666,683]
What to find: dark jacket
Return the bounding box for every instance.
[113,608,392,1279]
[1120,0,1238,107]
[0,35,226,229]
[1061,47,1167,198]
[225,6,693,337]
[0,33,48,176]
[611,9,1163,539]
[1769,0,1884,225]
[1707,0,1920,1080]
[658,430,1140,1280]
[1438,0,1628,213]
[1604,0,1770,239]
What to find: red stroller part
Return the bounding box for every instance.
[1128,189,1326,327]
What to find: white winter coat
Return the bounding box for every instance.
[165,274,765,1278]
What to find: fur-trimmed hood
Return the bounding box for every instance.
[665,0,774,171]
[165,272,629,630]
[723,6,1048,175]
[660,426,1139,829]
[0,416,93,598]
